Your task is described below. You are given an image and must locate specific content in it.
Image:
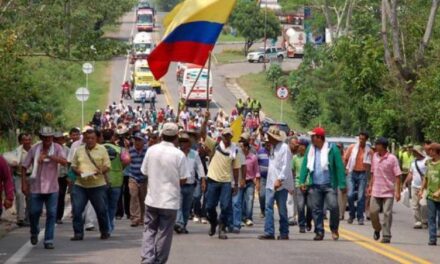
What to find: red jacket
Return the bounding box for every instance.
[0,155,14,208]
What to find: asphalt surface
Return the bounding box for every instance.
[0,10,439,264]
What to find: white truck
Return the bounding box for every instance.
[283,26,305,57]
[177,63,213,105]
[131,32,154,63]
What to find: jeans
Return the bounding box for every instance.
[232,188,244,230]
[259,177,267,215]
[71,185,110,237]
[309,184,340,235]
[107,187,122,233]
[347,171,367,221]
[192,179,206,218]
[296,187,312,229]
[264,188,288,237]
[176,184,195,228]
[243,181,255,221]
[205,179,232,227]
[57,176,68,221]
[427,199,440,243]
[29,192,58,244]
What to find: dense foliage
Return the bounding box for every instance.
[283,0,440,142]
[0,0,135,136]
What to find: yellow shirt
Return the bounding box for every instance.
[205,137,241,183]
[71,144,111,188]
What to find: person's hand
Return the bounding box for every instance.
[366,186,372,197]
[340,188,347,194]
[395,190,401,202]
[239,179,246,189]
[4,199,13,209]
[418,189,425,199]
[433,190,440,199]
[232,185,238,195]
[201,178,207,193]
[39,152,48,163]
[274,179,282,190]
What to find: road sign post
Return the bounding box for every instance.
[276,86,289,122]
[80,63,94,129]
[76,87,90,129]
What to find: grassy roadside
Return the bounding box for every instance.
[237,73,302,130]
[215,49,246,64]
[218,33,245,43]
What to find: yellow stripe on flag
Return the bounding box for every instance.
[231,116,243,143]
[163,0,236,38]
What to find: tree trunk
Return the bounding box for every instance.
[415,0,440,67]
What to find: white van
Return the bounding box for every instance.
[178,63,213,104]
[132,32,153,61]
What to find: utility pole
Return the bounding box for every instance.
[263,0,268,71]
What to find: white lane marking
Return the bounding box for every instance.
[5,203,72,264]
[123,12,137,82]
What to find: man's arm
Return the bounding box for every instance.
[1,159,14,208]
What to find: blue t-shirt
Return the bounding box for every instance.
[313,148,330,185]
[129,146,148,183]
[257,147,269,178]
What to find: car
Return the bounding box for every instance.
[247,47,287,63]
[133,85,155,103]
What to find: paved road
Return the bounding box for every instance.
[1,10,439,264]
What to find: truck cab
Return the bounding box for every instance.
[131,32,154,63]
[137,8,154,32]
[131,60,162,94]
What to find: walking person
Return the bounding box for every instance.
[21,127,67,249]
[299,127,346,241]
[0,155,14,219]
[293,139,313,233]
[367,137,402,244]
[54,132,70,224]
[420,143,440,245]
[200,111,240,240]
[344,132,372,225]
[140,122,189,264]
[287,136,299,226]
[128,132,148,227]
[258,126,293,240]
[242,141,260,227]
[70,129,112,241]
[256,138,270,218]
[403,145,428,229]
[175,132,206,234]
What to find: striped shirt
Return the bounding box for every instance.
[257,147,269,178]
[129,146,147,183]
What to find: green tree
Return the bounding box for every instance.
[266,64,283,89]
[154,0,182,11]
[229,1,281,54]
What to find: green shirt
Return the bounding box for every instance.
[103,143,124,187]
[292,155,310,186]
[426,159,440,202]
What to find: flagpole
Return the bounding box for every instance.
[206,51,212,111]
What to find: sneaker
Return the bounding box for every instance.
[299,228,306,233]
[428,241,437,246]
[201,218,208,224]
[313,233,324,241]
[288,219,298,226]
[306,225,312,232]
[258,234,275,240]
[85,226,96,231]
[209,222,217,236]
[30,235,38,245]
[174,225,183,234]
[347,218,354,224]
[381,238,391,244]
[373,231,380,241]
[277,235,289,240]
[245,219,254,227]
[413,222,422,229]
[332,231,339,241]
[358,219,364,226]
[183,228,189,234]
[218,226,228,240]
[193,216,200,223]
[70,235,83,241]
[44,243,55,250]
[100,233,111,240]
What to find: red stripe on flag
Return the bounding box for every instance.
[147,41,214,80]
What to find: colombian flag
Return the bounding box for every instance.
[148,0,236,80]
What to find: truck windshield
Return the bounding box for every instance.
[138,14,152,23]
[135,43,151,52]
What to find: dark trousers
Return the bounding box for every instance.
[309,184,340,235]
[117,176,131,218]
[192,179,206,218]
[205,179,232,227]
[57,176,68,221]
[71,185,110,236]
[141,206,177,264]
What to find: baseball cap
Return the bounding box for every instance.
[179,132,191,141]
[161,122,179,137]
[133,132,145,141]
[308,127,325,137]
[298,138,309,147]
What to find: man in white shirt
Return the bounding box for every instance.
[403,145,428,229]
[174,132,205,234]
[258,126,294,240]
[140,122,189,264]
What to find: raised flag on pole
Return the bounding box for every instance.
[147,0,237,80]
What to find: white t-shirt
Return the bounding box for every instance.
[410,158,427,188]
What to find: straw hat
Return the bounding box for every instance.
[267,126,285,142]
